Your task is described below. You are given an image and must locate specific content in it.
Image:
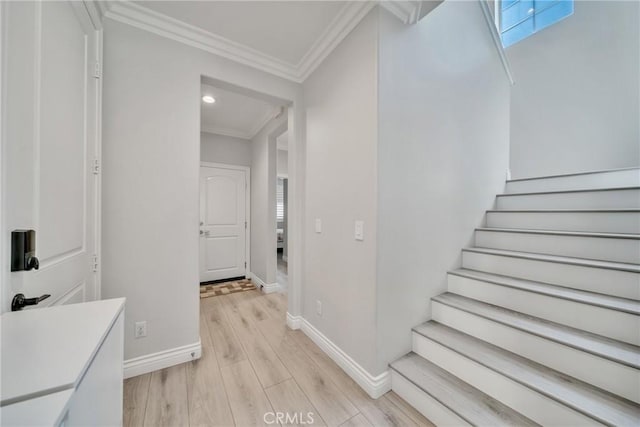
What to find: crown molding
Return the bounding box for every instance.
[380,1,421,24]
[201,106,278,140]
[248,107,279,138]
[296,1,377,81]
[380,1,444,25]
[104,1,299,81]
[101,0,377,83]
[201,125,252,140]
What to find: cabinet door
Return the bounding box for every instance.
[63,312,124,426]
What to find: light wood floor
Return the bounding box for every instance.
[124,290,435,427]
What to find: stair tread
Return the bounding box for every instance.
[487,209,640,212]
[506,167,640,183]
[449,268,640,315]
[431,293,640,369]
[413,321,640,426]
[476,227,640,239]
[463,247,640,273]
[496,186,640,197]
[390,353,540,426]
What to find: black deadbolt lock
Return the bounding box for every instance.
[11,230,40,272]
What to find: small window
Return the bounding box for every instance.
[499,0,574,47]
[277,178,284,222]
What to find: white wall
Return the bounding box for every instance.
[303,9,379,374]
[508,0,640,178]
[250,116,285,285]
[277,149,288,177]
[102,18,301,361]
[375,2,511,374]
[201,132,252,166]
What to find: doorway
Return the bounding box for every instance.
[276,132,289,291]
[198,78,289,296]
[199,163,250,283]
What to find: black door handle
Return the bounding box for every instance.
[11,293,50,311]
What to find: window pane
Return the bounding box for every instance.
[501,0,534,31]
[534,0,574,32]
[501,16,535,47]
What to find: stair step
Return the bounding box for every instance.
[447,269,640,346]
[475,228,640,264]
[462,247,640,300]
[449,269,640,315]
[464,247,640,273]
[431,293,640,369]
[496,187,640,210]
[431,295,640,403]
[485,209,640,234]
[505,167,640,194]
[390,353,539,426]
[413,321,640,426]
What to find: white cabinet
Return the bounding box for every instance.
[1,298,125,426]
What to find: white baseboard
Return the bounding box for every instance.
[123,340,202,379]
[300,318,391,399]
[286,312,302,330]
[249,272,281,294]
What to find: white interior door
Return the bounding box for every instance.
[200,166,247,282]
[1,1,100,312]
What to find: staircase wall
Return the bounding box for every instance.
[508,0,640,179]
[302,8,380,375]
[375,2,511,374]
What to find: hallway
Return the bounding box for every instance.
[277,252,288,289]
[123,290,433,426]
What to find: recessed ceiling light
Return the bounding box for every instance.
[202,95,215,104]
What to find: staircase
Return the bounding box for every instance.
[390,167,640,426]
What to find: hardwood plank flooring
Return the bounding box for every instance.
[144,364,189,427]
[123,373,151,427]
[124,290,434,426]
[185,317,234,427]
[202,297,247,367]
[264,379,327,427]
[221,360,275,426]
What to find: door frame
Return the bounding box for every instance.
[199,161,251,279]
[0,1,103,312]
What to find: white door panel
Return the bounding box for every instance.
[200,166,247,282]
[2,1,100,312]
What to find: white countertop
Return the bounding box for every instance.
[1,298,125,406]
[1,389,74,426]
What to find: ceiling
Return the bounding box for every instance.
[132,1,347,65]
[201,84,279,139]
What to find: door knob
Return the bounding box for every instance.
[11,293,50,311]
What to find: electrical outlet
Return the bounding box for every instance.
[316,300,322,316]
[315,218,322,233]
[135,321,147,338]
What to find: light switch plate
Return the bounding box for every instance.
[355,220,364,241]
[315,218,322,233]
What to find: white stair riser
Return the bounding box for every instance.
[486,211,640,234]
[462,251,640,300]
[475,230,640,264]
[447,274,640,345]
[430,303,640,403]
[391,371,471,427]
[496,189,640,210]
[411,334,602,426]
[505,169,640,194]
